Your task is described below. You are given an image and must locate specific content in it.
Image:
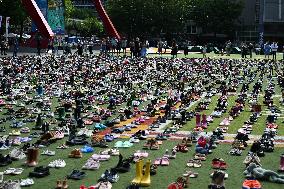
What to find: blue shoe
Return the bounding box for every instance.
[80,145,94,153]
[104,134,114,142]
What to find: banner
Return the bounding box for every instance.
[259,0,265,47]
[6,17,10,40]
[0,16,2,29]
[47,0,65,35]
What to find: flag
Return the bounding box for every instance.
[0,16,2,29]
[6,17,10,29]
[5,17,10,38]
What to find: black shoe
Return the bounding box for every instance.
[29,166,50,177]
[127,183,140,189]
[67,170,86,180]
[0,154,12,166]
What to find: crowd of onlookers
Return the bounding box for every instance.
[1,34,284,60]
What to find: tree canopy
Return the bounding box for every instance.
[106,0,244,37]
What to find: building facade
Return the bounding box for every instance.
[238,0,284,42]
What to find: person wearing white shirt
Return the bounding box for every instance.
[271,42,278,60]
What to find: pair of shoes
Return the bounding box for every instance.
[1,180,21,188]
[9,148,26,160]
[82,159,100,170]
[187,159,202,168]
[41,149,56,156]
[114,154,132,173]
[69,149,83,158]
[20,178,34,186]
[4,167,24,175]
[0,154,12,166]
[229,148,242,156]
[183,170,199,178]
[29,166,50,178]
[56,179,68,189]
[67,170,86,180]
[99,168,119,183]
[49,159,66,168]
[127,183,140,189]
[212,158,228,170]
[132,160,151,186]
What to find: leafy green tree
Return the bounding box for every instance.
[106,0,188,37]
[64,0,75,19]
[0,0,28,41]
[188,0,244,37]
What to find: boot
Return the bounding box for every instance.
[279,154,284,172]
[58,107,66,121]
[196,113,201,127]
[62,179,68,189]
[132,160,143,184]
[56,180,62,189]
[201,114,207,129]
[27,148,39,167]
[140,159,151,187]
[26,148,33,166]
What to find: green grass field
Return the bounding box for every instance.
[3,141,284,189]
[1,53,284,189]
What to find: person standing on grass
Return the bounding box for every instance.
[0,37,7,55]
[121,38,127,56]
[264,42,271,59]
[171,40,178,59]
[271,42,278,60]
[101,38,107,55]
[129,39,135,58]
[226,40,232,56]
[35,31,42,56]
[116,39,121,55]
[53,36,59,54]
[158,39,163,55]
[248,43,254,58]
[184,43,189,57]
[163,40,167,54]
[134,37,141,57]
[202,45,207,58]
[13,36,19,57]
[241,43,247,58]
[111,37,117,54]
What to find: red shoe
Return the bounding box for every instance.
[219,159,228,170]
[212,158,220,169]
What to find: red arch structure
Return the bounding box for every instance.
[21,0,54,39]
[92,0,121,40]
[21,0,120,40]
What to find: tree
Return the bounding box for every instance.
[64,0,75,19]
[78,17,104,36]
[106,0,188,37]
[0,0,28,41]
[188,0,244,37]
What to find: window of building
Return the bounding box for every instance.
[264,0,281,22]
[187,25,197,34]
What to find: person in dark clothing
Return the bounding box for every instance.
[77,43,83,56]
[35,32,42,56]
[0,37,7,55]
[134,37,141,57]
[184,44,189,57]
[171,40,178,58]
[248,43,254,58]
[241,43,247,58]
